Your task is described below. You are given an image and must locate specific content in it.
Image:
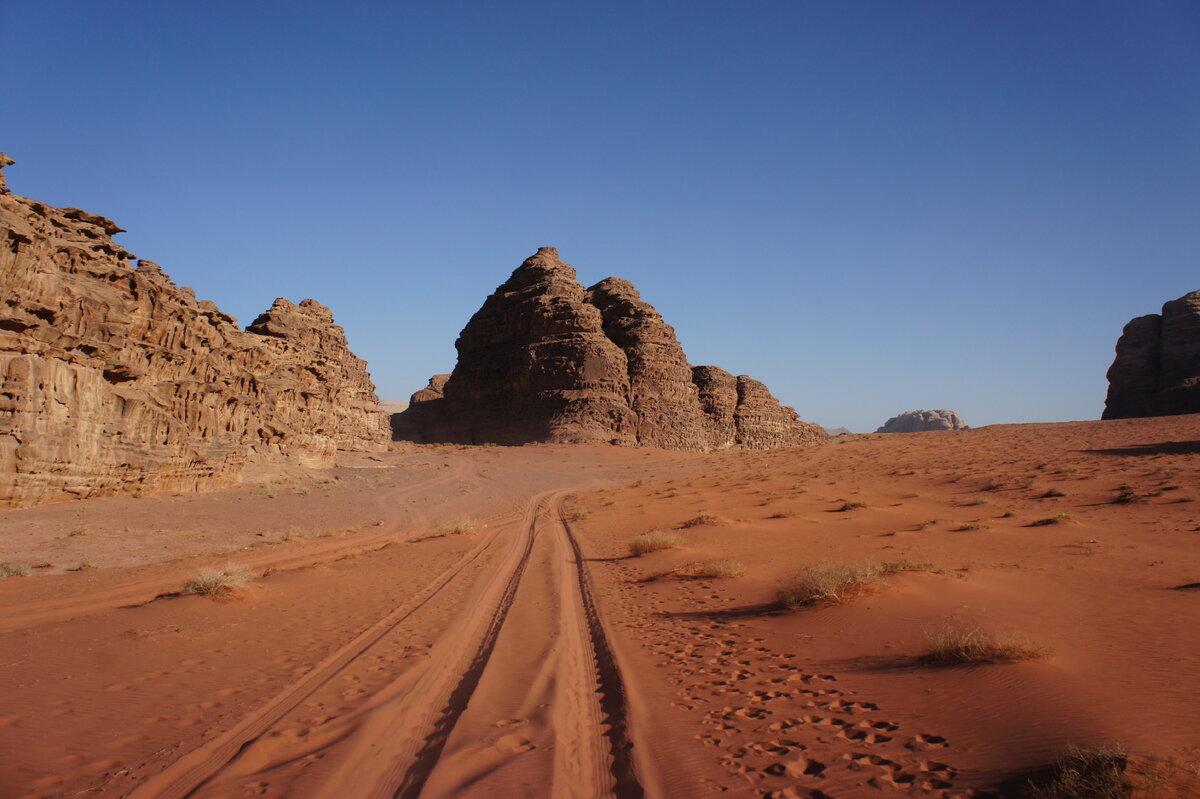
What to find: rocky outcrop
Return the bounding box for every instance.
[875,410,969,434]
[585,277,711,450]
[390,374,450,443]
[1103,290,1200,419]
[393,247,825,450]
[0,154,388,507]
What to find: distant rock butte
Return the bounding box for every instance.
[875,410,969,434]
[0,154,388,507]
[393,247,825,450]
[1103,289,1200,420]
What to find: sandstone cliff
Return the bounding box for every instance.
[1103,290,1200,419]
[875,410,969,434]
[393,247,824,450]
[0,154,388,507]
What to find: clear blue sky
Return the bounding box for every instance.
[5,1,1198,432]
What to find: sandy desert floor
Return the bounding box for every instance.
[2,416,1199,798]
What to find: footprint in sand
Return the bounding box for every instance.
[494,733,535,753]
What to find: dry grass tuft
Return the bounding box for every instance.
[561,497,590,522]
[629,530,684,556]
[440,519,475,536]
[924,623,1049,665]
[1022,745,1131,799]
[1042,488,1068,498]
[1,561,31,579]
[1112,485,1141,505]
[680,512,719,528]
[837,501,867,512]
[676,559,746,578]
[776,559,943,608]
[1031,513,1079,527]
[182,564,252,597]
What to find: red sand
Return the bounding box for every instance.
[2,417,1199,797]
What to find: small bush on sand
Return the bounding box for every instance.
[1023,745,1131,799]
[838,501,867,512]
[440,519,475,536]
[677,559,746,578]
[182,564,251,597]
[0,561,30,579]
[777,559,948,609]
[561,497,590,522]
[1031,514,1078,527]
[629,530,683,556]
[680,512,719,528]
[924,624,1049,664]
[1112,485,1141,505]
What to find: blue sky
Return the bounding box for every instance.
[5,1,1198,432]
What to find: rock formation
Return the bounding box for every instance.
[393,247,825,450]
[875,410,969,434]
[0,154,388,507]
[1103,290,1200,419]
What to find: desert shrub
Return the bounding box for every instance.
[76,559,97,571]
[680,512,718,528]
[274,527,309,543]
[629,530,683,556]
[924,624,1049,664]
[66,526,88,537]
[954,523,985,531]
[678,559,746,578]
[440,519,475,536]
[1112,485,1141,505]
[838,501,867,512]
[0,561,30,579]
[561,497,590,522]
[1022,745,1131,799]
[1031,514,1078,527]
[777,560,883,607]
[182,564,251,597]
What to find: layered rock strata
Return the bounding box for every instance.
[1103,290,1200,419]
[0,154,388,507]
[875,409,969,434]
[394,247,824,450]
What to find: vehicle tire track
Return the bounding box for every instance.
[0,470,463,634]
[557,504,646,799]
[126,488,539,799]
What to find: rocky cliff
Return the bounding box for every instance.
[393,247,824,450]
[0,154,388,507]
[875,409,969,434]
[1103,290,1200,420]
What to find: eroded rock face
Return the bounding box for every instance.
[585,277,711,450]
[875,410,969,434]
[1103,290,1200,419]
[0,155,388,507]
[393,247,825,450]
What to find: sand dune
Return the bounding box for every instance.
[2,417,1199,797]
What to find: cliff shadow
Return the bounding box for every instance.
[1080,440,1200,457]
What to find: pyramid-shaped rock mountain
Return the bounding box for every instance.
[393,247,825,450]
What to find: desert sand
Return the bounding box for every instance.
[2,415,1199,798]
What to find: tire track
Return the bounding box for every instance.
[126,488,539,799]
[0,470,466,634]
[557,505,646,799]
